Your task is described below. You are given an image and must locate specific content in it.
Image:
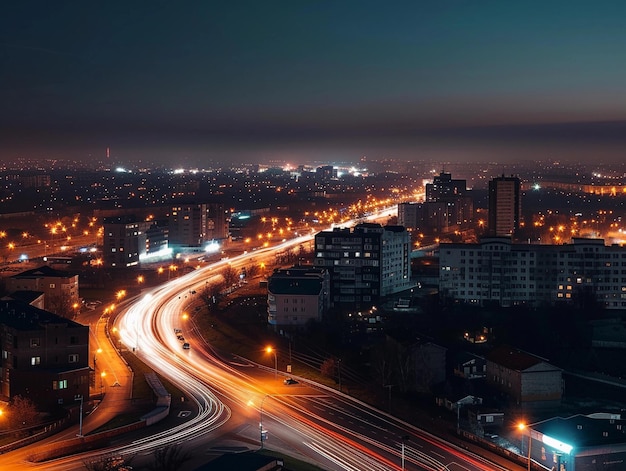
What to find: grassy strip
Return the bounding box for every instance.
[87,350,188,434]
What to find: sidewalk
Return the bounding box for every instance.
[60,312,135,439]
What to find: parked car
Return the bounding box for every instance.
[182,342,190,350]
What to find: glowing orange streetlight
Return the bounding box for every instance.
[266,346,277,379]
[517,423,531,471]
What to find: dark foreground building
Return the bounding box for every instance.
[522,413,626,471]
[0,300,90,409]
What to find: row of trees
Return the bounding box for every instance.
[84,444,191,471]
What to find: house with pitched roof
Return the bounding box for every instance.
[486,345,563,408]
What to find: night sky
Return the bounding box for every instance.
[3,1,626,166]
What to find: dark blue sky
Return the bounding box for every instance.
[2,1,626,166]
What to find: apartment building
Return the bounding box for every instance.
[439,237,626,309]
[314,223,412,308]
[0,300,90,408]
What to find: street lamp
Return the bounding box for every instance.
[100,371,106,397]
[93,347,102,369]
[401,435,410,471]
[518,423,531,471]
[266,346,277,379]
[75,394,84,437]
[256,395,270,449]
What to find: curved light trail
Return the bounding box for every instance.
[111,214,515,470]
[0,208,519,470]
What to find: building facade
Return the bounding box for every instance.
[103,216,153,267]
[168,202,229,249]
[440,237,626,309]
[6,266,79,317]
[313,223,412,308]
[486,345,562,407]
[0,300,90,409]
[488,175,521,237]
[398,172,473,236]
[267,266,330,328]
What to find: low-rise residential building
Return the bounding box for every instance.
[453,351,487,380]
[267,266,330,329]
[6,265,79,318]
[0,300,90,409]
[412,340,447,392]
[486,345,562,408]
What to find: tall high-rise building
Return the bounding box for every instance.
[103,216,152,267]
[488,175,521,237]
[313,223,411,308]
[168,203,229,249]
[398,172,473,235]
[425,172,467,201]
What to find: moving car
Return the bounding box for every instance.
[182,342,190,349]
[283,378,298,385]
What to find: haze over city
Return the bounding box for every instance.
[3,1,626,166]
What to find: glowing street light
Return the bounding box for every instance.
[266,346,277,379]
[518,423,532,471]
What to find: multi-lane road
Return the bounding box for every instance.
[0,209,523,470]
[112,235,516,470]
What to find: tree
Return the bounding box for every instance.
[199,276,227,310]
[83,454,134,471]
[47,294,76,319]
[321,356,344,387]
[6,395,38,434]
[221,265,239,287]
[246,263,259,278]
[147,444,191,471]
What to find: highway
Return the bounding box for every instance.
[111,227,514,470]
[0,207,521,470]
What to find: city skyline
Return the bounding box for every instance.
[3,1,626,166]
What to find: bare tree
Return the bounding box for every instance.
[147,444,191,471]
[47,294,76,319]
[83,454,134,471]
[221,265,239,287]
[321,357,338,379]
[199,276,226,310]
[370,342,394,389]
[6,395,39,434]
[246,263,258,278]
